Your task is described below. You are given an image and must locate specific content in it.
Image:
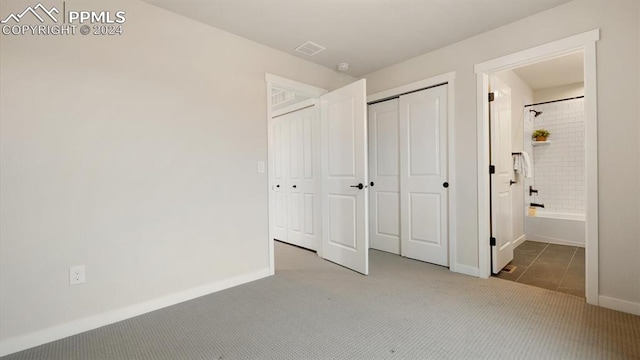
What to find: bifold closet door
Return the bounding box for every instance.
[271,106,320,251]
[272,115,289,242]
[399,85,449,267]
[286,106,321,251]
[368,99,400,254]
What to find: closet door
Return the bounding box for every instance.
[368,99,400,254]
[272,115,289,242]
[399,85,449,266]
[287,106,321,251]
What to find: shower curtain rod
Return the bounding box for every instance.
[524,95,584,108]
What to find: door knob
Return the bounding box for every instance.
[292,185,297,188]
[350,183,364,190]
[443,182,449,188]
[370,182,375,187]
[276,184,280,188]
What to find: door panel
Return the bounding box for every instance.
[272,118,288,241]
[287,106,320,251]
[368,99,400,254]
[408,100,439,176]
[490,77,514,274]
[400,85,449,266]
[409,193,441,245]
[321,79,368,274]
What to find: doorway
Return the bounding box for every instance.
[475,29,600,305]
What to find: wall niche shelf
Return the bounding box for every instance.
[532,140,551,146]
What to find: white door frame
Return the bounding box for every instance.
[265,74,327,275]
[474,29,600,305]
[367,72,458,273]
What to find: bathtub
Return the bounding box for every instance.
[525,211,585,247]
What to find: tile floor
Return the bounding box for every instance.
[494,240,585,297]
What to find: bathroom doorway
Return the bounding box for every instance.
[474,30,599,305]
[490,53,586,297]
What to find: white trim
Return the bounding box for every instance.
[265,74,327,275]
[265,73,327,98]
[367,71,456,103]
[266,80,276,276]
[272,98,316,118]
[366,72,458,273]
[474,30,600,306]
[513,234,526,248]
[525,237,584,248]
[474,29,600,74]
[446,78,457,273]
[598,296,640,316]
[0,268,271,357]
[477,71,491,279]
[583,41,599,305]
[454,264,479,277]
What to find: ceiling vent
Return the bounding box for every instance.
[294,41,326,56]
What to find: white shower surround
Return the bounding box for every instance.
[530,98,585,214]
[525,97,585,247]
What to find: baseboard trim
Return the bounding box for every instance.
[527,235,585,248]
[454,263,479,277]
[598,295,640,316]
[0,268,271,357]
[513,234,526,248]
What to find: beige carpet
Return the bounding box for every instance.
[3,241,639,359]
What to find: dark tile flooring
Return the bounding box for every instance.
[494,240,585,297]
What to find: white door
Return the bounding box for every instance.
[272,115,289,242]
[320,79,369,275]
[399,85,449,266]
[490,76,514,274]
[368,99,400,254]
[286,106,321,251]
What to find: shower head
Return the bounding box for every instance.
[529,109,542,117]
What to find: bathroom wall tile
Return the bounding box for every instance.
[530,98,585,214]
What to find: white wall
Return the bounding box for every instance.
[364,0,640,306]
[0,0,354,349]
[534,82,584,103]
[494,70,534,245]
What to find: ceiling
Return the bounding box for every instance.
[512,52,584,90]
[141,0,573,77]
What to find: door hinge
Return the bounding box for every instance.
[488,92,495,102]
[489,165,495,174]
[490,237,496,246]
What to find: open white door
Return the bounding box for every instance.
[490,76,514,274]
[320,79,369,275]
[368,99,400,254]
[399,85,449,266]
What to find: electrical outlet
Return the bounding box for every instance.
[69,265,85,286]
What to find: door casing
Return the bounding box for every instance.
[368,72,458,273]
[474,29,600,305]
[266,74,327,275]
